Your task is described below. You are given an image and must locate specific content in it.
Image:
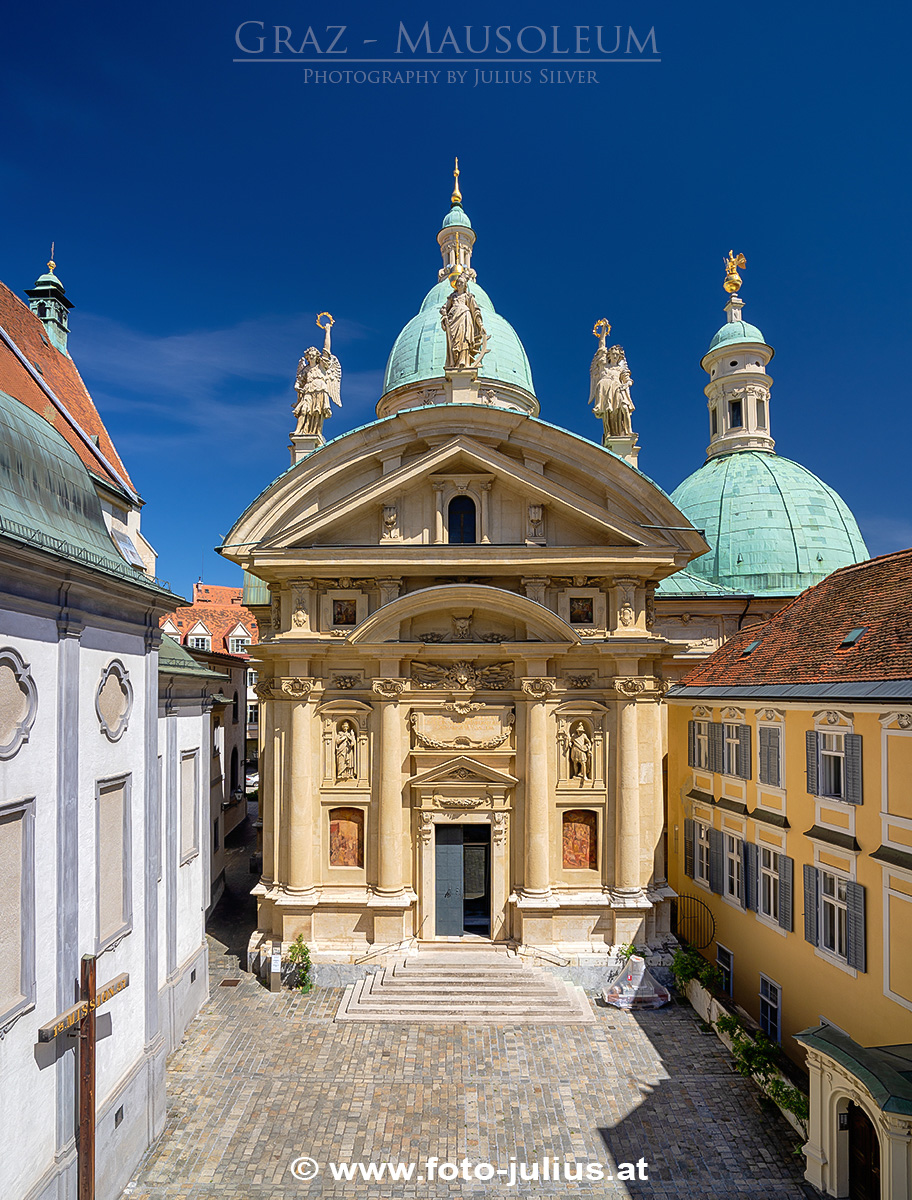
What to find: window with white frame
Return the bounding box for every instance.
[229,637,250,654]
[247,667,258,688]
[759,976,781,1041]
[725,835,743,902]
[723,723,742,777]
[180,751,199,863]
[694,720,709,770]
[189,636,211,651]
[819,732,845,799]
[0,799,36,1030]
[247,702,259,726]
[695,822,711,884]
[97,776,131,950]
[821,870,848,959]
[760,847,780,921]
[716,945,733,996]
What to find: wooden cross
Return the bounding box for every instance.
[38,955,129,1200]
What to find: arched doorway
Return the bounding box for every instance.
[848,1101,881,1200]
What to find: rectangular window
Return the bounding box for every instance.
[189,636,210,651]
[0,799,36,1029]
[716,945,733,997]
[729,398,743,428]
[723,723,741,777]
[725,835,743,902]
[97,777,131,950]
[820,732,845,799]
[821,870,849,958]
[758,725,782,787]
[247,668,258,688]
[759,976,781,1041]
[180,751,199,863]
[760,847,780,921]
[695,822,711,884]
[756,397,767,428]
[694,720,709,770]
[229,637,250,654]
[247,702,259,726]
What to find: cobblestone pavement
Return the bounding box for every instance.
[124,822,808,1200]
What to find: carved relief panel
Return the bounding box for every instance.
[410,705,515,752]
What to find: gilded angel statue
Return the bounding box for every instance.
[293,313,342,438]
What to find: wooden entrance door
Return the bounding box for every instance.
[848,1101,881,1200]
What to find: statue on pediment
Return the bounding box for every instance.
[590,333,635,441]
[293,313,342,437]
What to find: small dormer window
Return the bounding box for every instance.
[729,399,743,428]
[839,627,867,648]
[741,639,761,656]
[189,636,211,651]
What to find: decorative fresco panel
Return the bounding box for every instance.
[329,807,363,867]
[562,809,597,869]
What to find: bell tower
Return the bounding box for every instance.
[701,252,775,460]
[25,248,73,355]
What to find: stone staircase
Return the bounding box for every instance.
[335,951,595,1024]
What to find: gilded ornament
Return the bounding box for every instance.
[723,250,747,295]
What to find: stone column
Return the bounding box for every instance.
[433,482,446,543]
[614,678,645,896]
[479,480,492,543]
[257,687,275,886]
[286,686,317,896]
[373,679,406,896]
[521,679,555,897]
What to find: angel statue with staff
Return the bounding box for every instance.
[293,312,342,438]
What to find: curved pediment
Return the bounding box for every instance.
[348,584,581,646]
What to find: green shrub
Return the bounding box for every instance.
[671,948,724,994]
[286,935,313,994]
[714,1014,808,1128]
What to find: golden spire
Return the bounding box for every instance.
[451,156,462,206]
[724,250,746,294]
[48,241,56,273]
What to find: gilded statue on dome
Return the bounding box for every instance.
[293,313,342,438]
[589,319,635,442]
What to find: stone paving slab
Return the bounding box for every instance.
[123,938,807,1200]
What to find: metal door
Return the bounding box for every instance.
[435,825,464,935]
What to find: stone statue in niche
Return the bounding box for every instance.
[568,723,593,781]
[440,273,488,370]
[293,313,342,437]
[334,720,357,781]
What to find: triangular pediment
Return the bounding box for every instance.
[261,435,647,550]
[408,755,519,788]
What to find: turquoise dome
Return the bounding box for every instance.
[671,451,868,596]
[441,205,472,229]
[708,320,766,351]
[382,279,536,396]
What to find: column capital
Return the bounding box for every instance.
[372,677,406,700]
[521,677,556,699]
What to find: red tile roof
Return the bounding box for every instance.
[160,584,260,655]
[0,280,136,496]
[680,550,912,686]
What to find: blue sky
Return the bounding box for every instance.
[2,2,909,597]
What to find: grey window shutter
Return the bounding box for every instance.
[803,864,819,945]
[743,841,759,911]
[709,827,724,894]
[710,723,724,774]
[778,854,794,931]
[683,818,695,878]
[687,720,696,768]
[806,730,819,796]
[768,727,781,788]
[845,734,863,805]
[846,881,866,971]
[738,724,752,780]
[758,726,770,784]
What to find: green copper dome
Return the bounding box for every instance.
[708,319,766,351]
[441,205,472,229]
[382,279,536,396]
[671,451,868,596]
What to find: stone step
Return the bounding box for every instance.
[366,981,574,1005]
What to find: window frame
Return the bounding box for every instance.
[95,774,133,954]
[758,975,781,1042]
[819,731,846,800]
[716,944,733,997]
[229,636,251,654]
[179,749,200,865]
[820,868,849,960]
[694,720,710,771]
[723,722,741,777]
[695,821,712,885]
[725,834,743,903]
[0,797,36,1035]
[188,635,211,651]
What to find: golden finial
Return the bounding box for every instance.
[724,250,747,294]
[48,241,56,273]
[451,156,462,206]
[592,318,611,339]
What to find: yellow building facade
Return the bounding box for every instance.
[666,551,912,1200]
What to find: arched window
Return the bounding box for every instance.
[232,689,239,722]
[448,494,476,544]
[562,810,598,870]
[230,746,239,792]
